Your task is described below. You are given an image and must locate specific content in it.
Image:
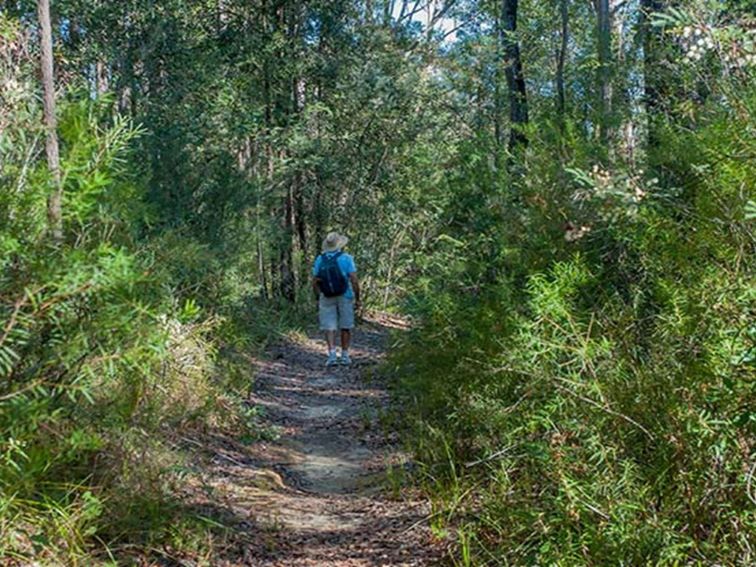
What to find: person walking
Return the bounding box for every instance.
[312,232,361,366]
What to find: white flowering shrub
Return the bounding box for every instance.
[655,8,755,72]
[680,25,716,63]
[566,165,660,225]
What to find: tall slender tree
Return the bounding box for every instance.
[502,0,529,152]
[596,0,612,144]
[37,0,62,242]
[641,0,665,152]
[556,0,568,120]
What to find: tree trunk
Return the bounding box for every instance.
[241,135,269,300]
[365,0,373,23]
[37,0,63,242]
[596,0,612,145]
[641,0,664,152]
[278,173,296,302]
[292,76,308,284]
[502,0,529,152]
[294,175,308,280]
[494,8,503,149]
[556,0,568,119]
[96,60,109,96]
[273,4,301,303]
[269,255,278,300]
[258,235,269,300]
[383,0,393,26]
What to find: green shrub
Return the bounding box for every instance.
[391,69,755,567]
[0,21,247,562]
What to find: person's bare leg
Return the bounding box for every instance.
[324,330,338,365]
[340,329,352,364]
[325,330,337,351]
[340,329,351,350]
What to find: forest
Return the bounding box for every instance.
[1,0,754,564]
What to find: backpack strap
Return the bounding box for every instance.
[317,251,341,270]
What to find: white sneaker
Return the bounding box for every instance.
[340,352,352,366]
[325,352,338,367]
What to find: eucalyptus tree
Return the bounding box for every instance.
[595,0,612,144]
[36,0,62,241]
[556,0,569,119]
[501,0,528,152]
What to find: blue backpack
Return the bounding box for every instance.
[317,252,349,297]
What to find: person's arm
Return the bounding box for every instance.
[349,273,361,311]
[312,256,321,302]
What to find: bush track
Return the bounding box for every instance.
[190,315,443,566]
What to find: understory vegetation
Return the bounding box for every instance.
[388,7,756,566]
[0,14,298,562]
[1,0,754,564]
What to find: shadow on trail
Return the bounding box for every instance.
[181,315,444,566]
[250,320,397,495]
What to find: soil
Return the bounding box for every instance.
[184,315,445,566]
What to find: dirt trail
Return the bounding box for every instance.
[193,316,443,566]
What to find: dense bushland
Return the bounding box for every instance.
[2,1,449,559]
[2,0,755,564]
[0,18,262,562]
[389,11,756,566]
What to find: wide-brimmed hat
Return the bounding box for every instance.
[322,231,349,252]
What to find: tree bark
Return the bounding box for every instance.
[556,0,568,119]
[294,174,308,280]
[365,0,373,23]
[502,0,529,152]
[494,8,503,148]
[242,135,269,300]
[274,3,301,303]
[96,60,109,96]
[383,0,393,26]
[292,75,308,284]
[641,0,664,152]
[37,0,63,242]
[596,0,612,144]
[278,181,296,302]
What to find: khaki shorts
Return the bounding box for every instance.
[319,295,355,331]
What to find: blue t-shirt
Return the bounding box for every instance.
[313,251,357,299]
